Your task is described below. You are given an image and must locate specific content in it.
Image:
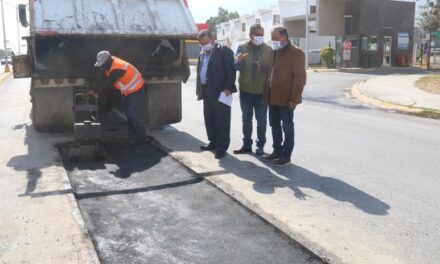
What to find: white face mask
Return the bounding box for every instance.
[272,41,282,50]
[252,36,265,46]
[202,43,213,53]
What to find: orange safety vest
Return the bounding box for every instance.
[105,56,145,96]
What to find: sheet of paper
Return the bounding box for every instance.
[218,92,233,107]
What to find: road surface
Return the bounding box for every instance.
[60,141,323,264]
[151,67,440,264]
[2,67,439,264]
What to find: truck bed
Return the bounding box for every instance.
[32,37,186,79]
[31,0,198,38]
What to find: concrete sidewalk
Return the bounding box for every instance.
[0,76,99,263]
[355,74,440,112]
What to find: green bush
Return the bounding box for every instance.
[320,47,336,68]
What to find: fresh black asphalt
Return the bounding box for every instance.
[60,141,324,264]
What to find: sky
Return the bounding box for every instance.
[187,0,277,23]
[0,0,28,55]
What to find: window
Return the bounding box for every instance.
[368,36,378,51]
[351,39,358,49]
[292,38,300,47]
[255,19,261,25]
[242,23,246,32]
[273,15,280,25]
[362,37,368,51]
[310,5,316,14]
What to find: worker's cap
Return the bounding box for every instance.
[94,51,111,67]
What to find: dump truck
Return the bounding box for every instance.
[13,0,198,132]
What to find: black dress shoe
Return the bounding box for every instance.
[274,157,291,167]
[200,143,215,151]
[233,146,252,154]
[262,152,281,162]
[215,151,226,159]
[255,148,265,156]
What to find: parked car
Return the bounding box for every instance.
[1,57,12,65]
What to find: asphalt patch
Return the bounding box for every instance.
[60,141,324,264]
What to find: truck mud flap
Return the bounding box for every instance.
[31,86,74,132]
[12,55,32,78]
[143,83,182,126]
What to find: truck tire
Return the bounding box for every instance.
[143,82,182,126]
[31,85,74,132]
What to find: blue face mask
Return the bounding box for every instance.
[272,39,287,51]
[252,36,265,46]
[272,41,282,50]
[202,43,213,53]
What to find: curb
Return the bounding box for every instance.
[311,66,439,74]
[351,82,440,119]
[309,68,340,73]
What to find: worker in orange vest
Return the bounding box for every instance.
[91,51,146,144]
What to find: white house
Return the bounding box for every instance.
[216,6,282,53]
[259,6,282,43]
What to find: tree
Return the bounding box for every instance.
[0,49,7,59]
[320,47,336,68]
[419,2,440,69]
[419,2,440,33]
[206,7,240,37]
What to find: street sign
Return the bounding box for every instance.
[343,40,352,50]
[343,40,352,61]
[432,32,440,37]
[343,50,351,61]
[397,32,409,50]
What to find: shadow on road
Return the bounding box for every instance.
[57,141,192,201]
[156,127,391,216]
[61,141,168,179]
[7,123,59,196]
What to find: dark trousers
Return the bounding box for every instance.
[269,105,295,159]
[122,87,146,140]
[203,96,231,153]
[240,91,267,149]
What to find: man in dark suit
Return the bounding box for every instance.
[196,30,237,159]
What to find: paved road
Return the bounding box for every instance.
[151,67,440,264]
[3,68,439,264]
[2,75,323,264]
[60,141,323,264]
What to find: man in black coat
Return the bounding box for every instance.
[196,30,237,159]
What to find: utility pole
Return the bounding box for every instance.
[16,4,20,55]
[305,0,309,68]
[427,32,432,70]
[0,0,7,52]
[426,0,434,70]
